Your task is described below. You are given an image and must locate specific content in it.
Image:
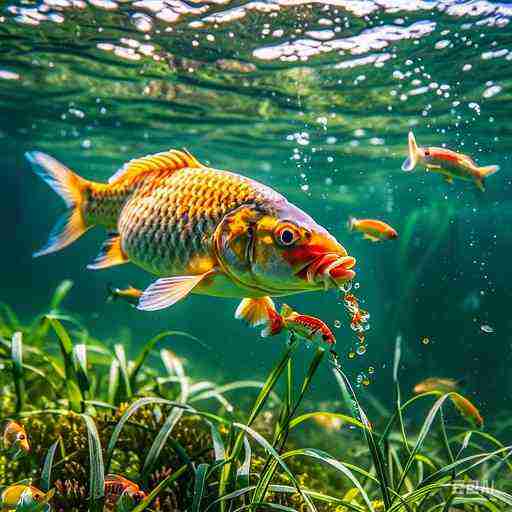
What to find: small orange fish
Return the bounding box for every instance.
[104,474,146,504]
[347,217,397,242]
[1,484,46,508]
[402,131,499,191]
[312,413,344,431]
[2,421,30,453]
[236,298,335,346]
[451,393,484,428]
[108,284,142,305]
[414,378,459,394]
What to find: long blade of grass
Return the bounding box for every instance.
[332,364,391,509]
[114,344,132,399]
[105,397,174,471]
[395,394,452,496]
[107,359,120,405]
[281,448,375,512]
[142,405,184,478]
[73,343,90,395]
[237,435,252,487]
[47,317,83,412]
[393,335,410,455]
[11,332,25,413]
[50,280,74,311]
[219,344,296,511]
[81,414,105,509]
[130,331,198,388]
[209,421,226,461]
[254,348,325,504]
[40,440,59,492]
[234,422,317,512]
[191,463,209,512]
[130,463,188,512]
[161,348,189,403]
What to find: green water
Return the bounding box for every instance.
[1,0,511,425]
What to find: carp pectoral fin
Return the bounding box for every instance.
[444,176,454,184]
[363,234,380,242]
[137,271,214,311]
[475,179,485,192]
[235,297,276,327]
[87,234,128,270]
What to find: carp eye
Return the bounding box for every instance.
[276,224,298,247]
[18,434,25,440]
[424,150,430,156]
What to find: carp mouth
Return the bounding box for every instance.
[297,254,356,290]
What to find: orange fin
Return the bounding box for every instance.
[26,152,91,257]
[87,234,128,270]
[363,233,380,242]
[235,297,276,327]
[478,164,499,178]
[109,149,202,184]
[137,271,213,311]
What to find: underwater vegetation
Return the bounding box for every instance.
[0,282,511,511]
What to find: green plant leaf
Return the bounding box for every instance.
[41,440,59,492]
[105,397,174,472]
[50,280,74,311]
[191,463,209,512]
[108,358,120,405]
[72,343,90,395]
[114,344,132,399]
[81,414,105,507]
[234,422,316,512]
[130,330,198,389]
[11,331,25,413]
[47,317,83,412]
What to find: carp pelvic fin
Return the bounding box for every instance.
[26,151,91,257]
[109,149,202,184]
[235,296,276,327]
[87,234,128,270]
[137,271,213,311]
[363,233,381,242]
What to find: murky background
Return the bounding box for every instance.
[1,0,511,425]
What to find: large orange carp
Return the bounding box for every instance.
[26,150,356,323]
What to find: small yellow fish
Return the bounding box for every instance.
[2,421,30,453]
[347,217,398,242]
[26,150,356,323]
[413,377,459,394]
[312,413,344,431]
[108,284,142,305]
[451,393,484,428]
[402,131,499,191]
[1,485,46,509]
[104,474,146,505]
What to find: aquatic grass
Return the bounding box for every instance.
[81,413,105,510]
[11,331,25,413]
[1,287,512,511]
[40,440,59,492]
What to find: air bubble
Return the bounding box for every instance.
[356,345,366,355]
[334,320,341,328]
[421,337,430,345]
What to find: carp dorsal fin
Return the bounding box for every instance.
[108,149,202,184]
